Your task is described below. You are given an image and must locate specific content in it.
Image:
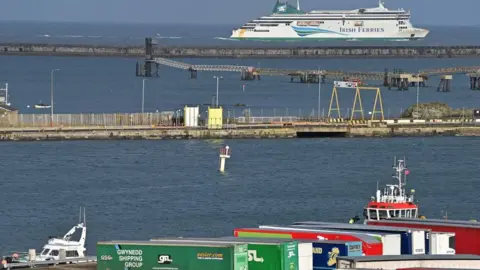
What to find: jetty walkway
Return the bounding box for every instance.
[153,57,480,82]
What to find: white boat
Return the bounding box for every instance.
[34,103,51,109]
[230,0,429,41]
[3,208,87,263]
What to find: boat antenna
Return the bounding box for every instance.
[84,207,86,227]
[297,0,300,11]
[79,206,82,224]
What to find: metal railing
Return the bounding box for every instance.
[15,113,174,127]
[0,109,476,129]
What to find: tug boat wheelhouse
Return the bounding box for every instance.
[364,158,418,222]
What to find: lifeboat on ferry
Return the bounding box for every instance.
[363,157,419,222]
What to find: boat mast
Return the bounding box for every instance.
[297,0,300,10]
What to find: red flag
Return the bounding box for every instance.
[405,170,410,175]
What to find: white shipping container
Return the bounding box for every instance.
[379,234,401,255]
[431,232,455,254]
[411,230,426,254]
[184,106,199,127]
[297,242,313,270]
[337,254,480,269]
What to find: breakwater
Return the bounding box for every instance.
[0,123,479,141]
[2,43,480,58]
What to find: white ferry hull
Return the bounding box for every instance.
[231,25,429,40]
[231,1,429,41]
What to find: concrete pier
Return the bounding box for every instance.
[0,122,479,141]
[3,43,480,58]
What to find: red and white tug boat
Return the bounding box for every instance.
[363,157,419,222]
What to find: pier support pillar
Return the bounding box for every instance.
[469,75,480,90]
[399,79,409,91]
[437,75,452,92]
[241,70,259,81]
[189,68,197,79]
[135,37,159,77]
[383,68,389,87]
[437,75,453,92]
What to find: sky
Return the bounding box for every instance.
[0,0,478,26]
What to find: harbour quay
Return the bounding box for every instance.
[0,102,479,141]
[0,115,480,141]
[2,42,480,58]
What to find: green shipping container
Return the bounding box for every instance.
[96,240,248,270]
[150,237,299,270]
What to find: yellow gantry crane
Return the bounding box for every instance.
[328,81,384,121]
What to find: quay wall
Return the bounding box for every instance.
[2,43,480,58]
[0,124,480,141]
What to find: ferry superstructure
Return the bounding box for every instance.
[230,0,429,40]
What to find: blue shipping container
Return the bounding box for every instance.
[293,222,429,255]
[311,241,362,270]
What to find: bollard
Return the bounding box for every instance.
[219,145,231,173]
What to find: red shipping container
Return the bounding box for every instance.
[368,220,480,255]
[233,227,383,256]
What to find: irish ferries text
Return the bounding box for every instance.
[340,27,385,33]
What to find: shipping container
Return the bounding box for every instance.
[96,240,248,270]
[367,219,478,255]
[309,240,362,270]
[429,232,455,255]
[292,221,427,255]
[234,227,382,256]
[269,225,400,255]
[298,242,313,270]
[392,218,480,225]
[336,254,480,269]
[151,237,299,270]
[184,106,199,127]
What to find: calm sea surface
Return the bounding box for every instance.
[0,22,479,255]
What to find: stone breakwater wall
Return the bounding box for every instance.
[0,125,479,141]
[1,43,480,58]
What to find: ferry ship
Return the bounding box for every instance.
[230,0,429,41]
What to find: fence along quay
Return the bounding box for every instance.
[0,111,479,141]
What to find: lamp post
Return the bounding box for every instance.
[142,79,147,113]
[317,67,322,120]
[416,70,420,119]
[213,76,223,107]
[50,69,59,126]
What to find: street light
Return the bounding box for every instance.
[50,68,59,126]
[142,79,147,113]
[317,67,322,120]
[416,70,420,119]
[213,76,223,107]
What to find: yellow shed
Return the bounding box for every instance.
[207,107,223,129]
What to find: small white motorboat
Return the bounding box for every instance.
[2,207,87,264]
[34,103,51,109]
